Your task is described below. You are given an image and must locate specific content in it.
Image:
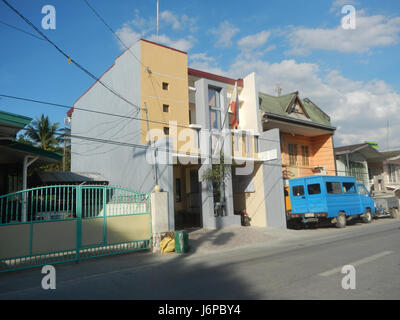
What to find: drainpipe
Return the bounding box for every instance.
[22,155,39,222]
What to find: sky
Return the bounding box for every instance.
[1,0,400,150]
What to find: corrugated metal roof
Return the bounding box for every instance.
[38,172,108,183]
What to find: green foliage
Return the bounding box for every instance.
[22,114,71,172]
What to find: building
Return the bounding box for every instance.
[259,91,336,184]
[0,110,62,196]
[334,142,384,190]
[69,39,287,230]
[368,150,400,197]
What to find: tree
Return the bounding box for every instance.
[201,151,231,217]
[23,114,71,172]
[24,114,62,150]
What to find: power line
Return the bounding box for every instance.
[0,19,45,40]
[82,0,145,68]
[0,93,340,153]
[1,0,140,113]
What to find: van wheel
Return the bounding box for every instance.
[362,210,372,223]
[390,208,399,219]
[335,214,346,228]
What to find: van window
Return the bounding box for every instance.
[357,185,368,195]
[343,182,356,193]
[326,182,342,194]
[307,184,321,195]
[292,185,305,197]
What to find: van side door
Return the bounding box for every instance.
[290,179,307,214]
[305,178,324,213]
[357,183,372,212]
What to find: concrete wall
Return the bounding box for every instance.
[260,129,286,228]
[194,78,240,228]
[71,41,176,229]
[280,133,335,178]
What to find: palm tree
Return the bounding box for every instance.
[24,114,62,151]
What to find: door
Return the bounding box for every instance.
[290,179,308,213]
[189,170,202,227]
[357,183,371,212]
[305,178,324,213]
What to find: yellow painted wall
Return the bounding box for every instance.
[233,163,267,227]
[140,40,195,153]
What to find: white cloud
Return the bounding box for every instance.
[224,56,400,149]
[148,34,195,52]
[160,10,197,32]
[287,13,400,55]
[209,21,240,48]
[115,10,196,52]
[238,30,271,50]
[115,26,143,49]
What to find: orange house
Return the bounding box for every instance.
[259,91,336,181]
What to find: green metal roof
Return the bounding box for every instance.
[0,110,32,128]
[0,140,63,161]
[259,91,332,127]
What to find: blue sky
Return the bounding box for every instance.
[1,0,400,149]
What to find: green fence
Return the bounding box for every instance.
[0,185,151,273]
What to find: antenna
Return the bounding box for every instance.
[156,0,159,40]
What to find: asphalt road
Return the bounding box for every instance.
[0,218,399,299]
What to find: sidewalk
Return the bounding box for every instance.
[185,225,300,255]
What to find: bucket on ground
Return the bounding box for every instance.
[174,230,189,253]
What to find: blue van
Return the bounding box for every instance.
[288,175,375,228]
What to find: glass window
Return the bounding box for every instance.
[326,182,342,194]
[175,179,182,202]
[163,104,169,112]
[343,182,356,193]
[357,185,367,195]
[162,82,169,90]
[302,145,309,166]
[208,87,221,130]
[208,88,220,108]
[307,184,321,195]
[255,136,259,153]
[292,185,305,197]
[289,144,297,165]
[209,108,220,129]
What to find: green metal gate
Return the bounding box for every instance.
[0,185,151,272]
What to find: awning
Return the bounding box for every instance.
[0,140,62,166]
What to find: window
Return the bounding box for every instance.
[288,144,297,165]
[163,104,169,112]
[301,145,309,166]
[388,164,397,183]
[326,182,342,194]
[208,87,221,130]
[234,133,239,152]
[162,82,169,90]
[357,184,368,195]
[292,185,305,197]
[307,184,321,195]
[175,179,182,202]
[343,182,356,193]
[163,127,169,135]
[255,136,259,153]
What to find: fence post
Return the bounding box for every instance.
[76,185,82,261]
[103,186,107,245]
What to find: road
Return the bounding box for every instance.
[0,218,399,299]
